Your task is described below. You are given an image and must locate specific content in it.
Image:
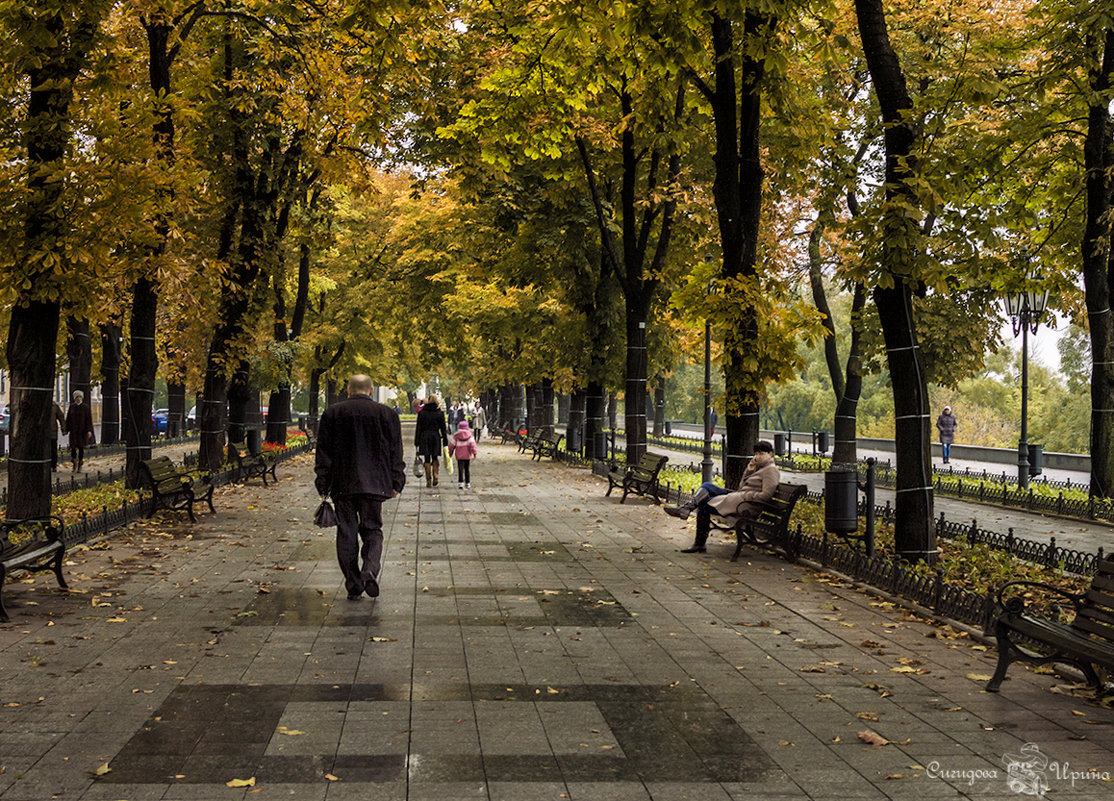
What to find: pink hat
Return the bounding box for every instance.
[458,420,469,430]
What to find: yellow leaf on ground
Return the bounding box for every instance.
[965,674,993,681]
[91,763,111,776]
[324,773,340,781]
[226,777,256,787]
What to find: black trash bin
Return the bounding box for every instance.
[816,431,830,453]
[664,420,672,436]
[247,428,262,456]
[824,469,858,534]
[1028,444,1043,477]
[773,432,785,456]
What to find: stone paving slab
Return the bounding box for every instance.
[0,443,1112,800]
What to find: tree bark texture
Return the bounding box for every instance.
[1084,30,1114,498]
[708,11,765,488]
[98,324,122,446]
[5,7,99,519]
[855,0,935,559]
[125,277,158,487]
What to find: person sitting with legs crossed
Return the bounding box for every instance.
[663,440,780,553]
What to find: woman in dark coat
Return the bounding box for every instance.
[935,405,957,464]
[65,390,95,473]
[414,396,449,487]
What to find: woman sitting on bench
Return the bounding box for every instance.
[663,440,780,553]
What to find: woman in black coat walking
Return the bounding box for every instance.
[414,396,449,487]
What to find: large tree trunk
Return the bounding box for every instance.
[124,278,158,487]
[585,382,607,460]
[1084,31,1114,498]
[66,316,93,402]
[708,11,765,487]
[99,324,122,446]
[6,7,99,519]
[167,382,186,438]
[855,0,935,559]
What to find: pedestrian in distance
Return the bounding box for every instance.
[471,401,487,440]
[664,440,780,554]
[414,395,449,487]
[50,401,67,471]
[314,374,406,601]
[452,420,479,488]
[65,390,95,473]
[936,405,957,464]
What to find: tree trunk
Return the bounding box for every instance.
[541,378,555,428]
[855,0,935,560]
[707,11,766,488]
[65,316,93,402]
[124,278,158,487]
[266,386,291,444]
[1084,31,1114,498]
[652,376,666,437]
[568,389,586,454]
[585,382,606,460]
[167,382,186,438]
[6,303,60,519]
[98,324,121,446]
[5,7,99,519]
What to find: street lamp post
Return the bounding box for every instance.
[701,264,717,484]
[702,312,714,483]
[1003,262,1050,490]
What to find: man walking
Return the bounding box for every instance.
[315,375,406,600]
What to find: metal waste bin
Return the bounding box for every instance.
[773,432,785,456]
[824,469,858,534]
[247,428,262,456]
[1028,444,1043,477]
[816,431,829,453]
[664,420,672,435]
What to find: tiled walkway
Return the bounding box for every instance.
[1,443,1111,800]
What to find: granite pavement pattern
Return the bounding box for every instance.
[1,444,1112,800]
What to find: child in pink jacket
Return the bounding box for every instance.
[452,420,479,488]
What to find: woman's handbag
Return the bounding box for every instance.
[413,456,423,478]
[313,499,337,528]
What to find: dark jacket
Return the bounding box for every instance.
[414,403,449,459]
[314,394,406,499]
[66,402,95,447]
[52,403,67,441]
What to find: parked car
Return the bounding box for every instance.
[0,405,8,434]
[152,408,169,433]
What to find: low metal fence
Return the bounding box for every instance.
[56,441,313,548]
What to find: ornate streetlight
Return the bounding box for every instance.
[1003,259,1050,489]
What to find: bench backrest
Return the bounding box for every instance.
[1074,554,1114,646]
[762,483,807,518]
[632,453,668,477]
[140,456,181,486]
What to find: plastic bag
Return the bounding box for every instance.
[313,499,336,528]
[413,456,423,478]
[443,446,454,473]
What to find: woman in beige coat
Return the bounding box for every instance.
[664,440,780,553]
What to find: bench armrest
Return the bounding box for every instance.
[996,580,1087,616]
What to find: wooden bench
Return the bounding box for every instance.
[518,426,552,454]
[605,452,669,504]
[138,456,215,523]
[0,517,67,623]
[500,426,523,446]
[531,432,564,461]
[709,482,807,561]
[228,445,278,486]
[986,553,1114,695]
